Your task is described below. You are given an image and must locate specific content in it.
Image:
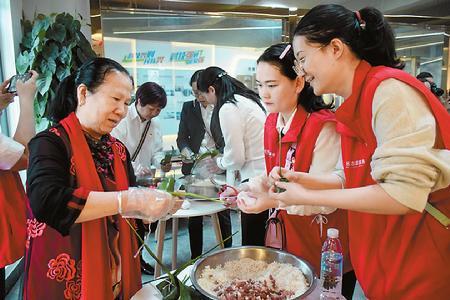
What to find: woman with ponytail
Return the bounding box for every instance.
[269,4,449,299]
[24,57,178,299]
[233,43,356,298]
[196,66,267,246]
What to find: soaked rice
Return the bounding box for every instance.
[197,258,309,299]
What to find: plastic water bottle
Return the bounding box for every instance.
[320,228,343,300]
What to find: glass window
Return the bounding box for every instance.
[102,11,282,149]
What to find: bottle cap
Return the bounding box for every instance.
[327,228,339,238]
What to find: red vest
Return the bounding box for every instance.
[336,60,450,299]
[264,107,350,273]
[0,170,26,268]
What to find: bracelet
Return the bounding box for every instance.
[117,191,123,214]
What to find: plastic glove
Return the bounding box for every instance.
[119,188,175,223]
[132,162,152,177]
[191,157,222,179]
[180,147,195,163]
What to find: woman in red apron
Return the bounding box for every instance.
[270,4,449,299]
[0,71,38,299]
[23,58,176,299]
[235,43,355,298]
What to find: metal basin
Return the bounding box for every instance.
[191,246,317,299]
[183,175,220,198]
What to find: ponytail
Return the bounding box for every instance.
[47,73,77,123]
[294,4,404,69]
[197,66,266,113]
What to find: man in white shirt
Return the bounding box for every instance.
[111,82,171,174]
[111,81,170,275]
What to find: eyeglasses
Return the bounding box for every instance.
[293,45,326,76]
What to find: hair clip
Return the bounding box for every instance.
[279,44,291,59]
[354,11,366,30]
[217,72,227,79]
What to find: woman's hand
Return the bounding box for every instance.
[268,181,312,207]
[120,188,175,222]
[16,70,38,106]
[0,78,15,111]
[237,191,277,214]
[268,167,306,185]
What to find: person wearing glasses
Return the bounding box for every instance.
[266,4,449,299]
[234,43,356,298]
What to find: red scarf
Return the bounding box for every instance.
[60,112,141,299]
[0,170,27,267]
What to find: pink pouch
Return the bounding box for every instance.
[264,210,286,250]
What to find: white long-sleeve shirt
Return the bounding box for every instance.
[333,78,450,212]
[0,134,24,170]
[111,104,164,168]
[216,94,266,184]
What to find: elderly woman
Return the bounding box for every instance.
[23,58,175,299]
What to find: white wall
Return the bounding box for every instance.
[22,0,91,39]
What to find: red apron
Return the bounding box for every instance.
[0,170,26,268]
[264,107,350,274]
[336,60,450,299]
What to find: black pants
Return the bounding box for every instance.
[241,210,269,246]
[188,209,232,259]
[342,270,357,299]
[0,267,4,300]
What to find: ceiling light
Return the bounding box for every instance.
[396,32,448,39]
[113,26,280,35]
[396,41,444,51]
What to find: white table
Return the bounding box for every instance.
[153,200,227,278]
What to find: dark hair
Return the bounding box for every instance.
[47,57,133,122]
[190,69,203,86]
[136,82,167,108]
[416,72,433,80]
[294,4,404,69]
[257,43,333,112]
[197,66,265,112]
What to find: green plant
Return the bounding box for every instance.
[16,12,96,130]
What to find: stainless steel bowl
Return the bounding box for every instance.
[183,175,220,198]
[191,246,317,299]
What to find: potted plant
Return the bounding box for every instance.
[16,12,96,130]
